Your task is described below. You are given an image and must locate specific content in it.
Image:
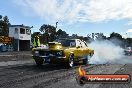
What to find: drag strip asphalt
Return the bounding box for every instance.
[0,56,131,88]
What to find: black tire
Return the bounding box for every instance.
[35,59,43,66]
[83,58,88,65]
[67,54,75,68]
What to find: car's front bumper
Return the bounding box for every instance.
[32,55,67,64]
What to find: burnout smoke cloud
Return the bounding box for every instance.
[88,40,124,64]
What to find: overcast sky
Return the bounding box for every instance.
[0,0,132,37]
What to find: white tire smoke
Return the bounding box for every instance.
[88,40,124,64]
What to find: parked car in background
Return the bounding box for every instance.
[124,47,132,55]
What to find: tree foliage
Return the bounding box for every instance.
[56,29,68,38]
[0,15,10,36]
[38,24,132,47]
[39,24,69,43]
[109,32,123,40]
[39,24,56,42]
[126,38,132,47]
[39,24,56,34]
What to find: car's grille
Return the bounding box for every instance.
[39,50,64,57]
[39,51,49,56]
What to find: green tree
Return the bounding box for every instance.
[0,15,3,35]
[0,15,2,19]
[56,29,68,38]
[0,15,10,36]
[72,34,78,38]
[108,32,123,40]
[95,33,107,40]
[108,32,124,47]
[125,38,132,47]
[126,38,132,44]
[39,24,56,42]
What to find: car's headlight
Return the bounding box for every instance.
[33,51,39,56]
[35,51,39,54]
[56,51,63,56]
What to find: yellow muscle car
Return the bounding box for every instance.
[32,38,94,68]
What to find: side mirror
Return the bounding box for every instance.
[76,46,80,48]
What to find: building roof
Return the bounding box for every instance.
[10,24,33,29]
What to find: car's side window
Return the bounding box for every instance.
[76,40,79,47]
[76,40,82,47]
[83,41,88,47]
[70,42,76,47]
[81,41,87,47]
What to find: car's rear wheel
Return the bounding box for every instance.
[83,58,88,65]
[35,58,44,66]
[83,54,92,65]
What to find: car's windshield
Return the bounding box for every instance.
[55,39,76,47]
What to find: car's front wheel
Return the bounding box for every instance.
[35,58,44,66]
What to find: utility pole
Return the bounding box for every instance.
[56,22,58,29]
[55,22,58,38]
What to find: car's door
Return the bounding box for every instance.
[68,40,79,57]
[73,40,84,61]
[80,40,89,56]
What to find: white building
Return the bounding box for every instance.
[9,25,32,51]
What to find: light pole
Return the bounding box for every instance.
[55,22,58,39]
[56,22,58,29]
[125,33,128,48]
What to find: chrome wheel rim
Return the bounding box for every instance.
[69,60,73,67]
